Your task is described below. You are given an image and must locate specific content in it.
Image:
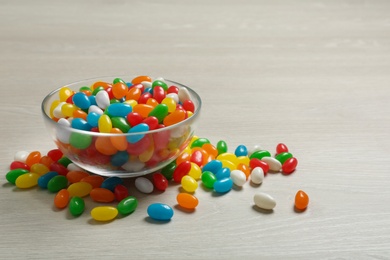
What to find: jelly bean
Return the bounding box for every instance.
[69,132,92,149]
[57,157,72,167]
[69,196,85,216]
[121,160,145,172]
[73,109,88,120]
[95,136,118,155]
[215,167,231,180]
[106,103,132,117]
[202,143,218,159]
[38,171,58,188]
[109,128,128,151]
[15,173,40,189]
[236,155,250,166]
[201,171,217,189]
[71,118,92,131]
[173,161,191,183]
[61,103,77,117]
[152,86,166,103]
[230,170,246,187]
[152,79,168,91]
[202,160,222,175]
[282,157,298,174]
[59,87,73,102]
[112,82,128,99]
[147,203,173,221]
[152,173,169,191]
[92,86,104,95]
[91,206,118,222]
[133,103,153,117]
[142,116,159,130]
[114,184,129,202]
[217,153,239,167]
[101,177,123,192]
[249,158,269,174]
[26,151,41,167]
[126,123,149,144]
[72,92,91,109]
[131,75,152,85]
[14,151,29,163]
[54,189,70,209]
[190,149,203,167]
[50,100,60,118]
[148,104,168,123]
[220,159,236,171]
[47,149,63,162]
[88,105,103,115]
[216,140,228,155]
[30,163,49,175]
[213,177,233,193]
[167,85,179,94]
[261,157,282,172]
[181,175,198,193]
[53,102,66,118]
[161,161,176,180]
[6,169,29,184]
[67,182,92,197]
[161,97,176,113]
[90,188,115,203]
[67,163,83,172]
[275,152,293,165]
[234,145,248,157]
[80,175,104,189]
[127,112,143,127]
[47,175,68,193]
[10,161,30,171]
[137,92,152,105]
[98,114,112,133]
[66,170,89,183]
[190,138,210,148]
[40,156,54,168]
[254,192,276,210]
[176,193,199,210]
[250,150,271,160]
[188,162,202,180]
[237,163,251,179]
[110,151,129,167]
[117,196,138,215]
[276,143,289,154]
[57,118,71,144]
[166,93,179,104]
[182,99,195,113]
[88,95,96,105]
[86,112,100,127]
[250,167,264,185]
[178,87,191,102]
[295,190,309,210]
[49,162,69,176]
[135,177,154,194]
[95,90,110,109]
[111,117,131,133]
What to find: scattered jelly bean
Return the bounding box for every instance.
[261,157,282,172]
[282,157,298,174]
[215,167,231,180]
[276,143,289,154]
[49,162,69,176]
[47,149,63,162]
[91,206,118,222]
[6,169,29,184]
[30,163,50,175]
[147,203,173,221]
[187,162,202,180]
[202,160,222,175]
[173,161,191,183]
[38,171,59,188]
[101,177,123,192]
[67,182,92,197]
[152,173,169,191]
[114,184,129,202]
[135,177,154,194]
[230,170,246,187]
[250,167,264,185]
[253,192,276,210]
[248,144,262,156]
[249,158,269,174]
[181,175,198,193]
[275,152,293,165]
[80,175,104,189]
[90,188,115,203]
[216,140,228,155]
[15,173,40,189]
[66,170,90,183]
[54,189,70,209]
[201,171,217,189]
[47,175,68,193]
[10,161,30,171]
[213,177,233,193]
[117,196,138,215]
[161,161,176,180]
[177,193,198,210]
[26,151,41,167]
[191,138,210,148]
[295,190,309,210]
[234,145,248,157]
[14,151,29,163]
[250,150,271,160]
[69,196,85,216]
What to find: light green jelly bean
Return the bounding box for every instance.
[6,169,29,184]
[275,152,293,165]
[69,132,92,149]
[201,171,217,189]
[152,80,168,91]
[47,175,68,193]
[113,78,125,84]
[117,196,138,215]
[250,150,271,160]
[111,117,131,133]
[148,104,169,123]
[216,140,228,155]
[191,138,210,148]
[69,196,85,217]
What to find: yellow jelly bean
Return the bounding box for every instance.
[220,159,236,171]
[59,87,73,102]
[161,97,177,113]
[91,206,118,222]
[181,175,198,193]
[15,173,40,189]
[98,114,112,133]
[50,100,60,118]
[188,162,202,180]
[217,153,239,166]
[67,182,93,197]
[30,163,50,175]
[124,99,137,108]
[61,103,77,117]
[139,146,154,163]
[236,156,250,166]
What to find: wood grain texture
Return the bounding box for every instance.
[1,0,390,259]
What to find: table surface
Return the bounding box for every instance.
[1,0,389,259]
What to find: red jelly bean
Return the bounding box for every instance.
[173,161,191,183]
[190,150,203,167]
[153,86,166,103]
[143,116,159,130]
[80,175,104,189]
[152,173,168,191]
[182,100,195,113]
[138,92,152,104]
[50,162,69,176]
[282,157,298,174]
[276,143,289,154]
[167,86,179,94]
[127,112,143,127]
[47,149,63,162]
[249,158,269,174]
[114,184,129,202]
[10,161,30,171]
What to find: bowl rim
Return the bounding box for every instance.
[41,75,202,136]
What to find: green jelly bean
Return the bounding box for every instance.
[47,175,68,193]
[92,86,104,96]
[152,80,168,91]
[148,104,169,123]
[113,78,125,84]
[216,140,228,155]
[201,171,217,189]
[111,117,131,133]
[117,196,138,215]
[69,132,92,149]
[110,99,121,104]
[6,169,29,184]
[275,152,293,165]
[69,196,85,217]
[191,138,210,148]
[58,157,72,167]
[79,86,91,92]
[161,161,176,181]
[250,150,271,160]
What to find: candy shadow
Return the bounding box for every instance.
[87,218,115,225]
[177,187,195,194]
[251,205,274,215]
[2,183,13,188]
[281,171,295,177]
[293,205,307,213]
[249,181,263,188]
[174,204,196,214]
[232,185,243,192]
[143,216,171,224]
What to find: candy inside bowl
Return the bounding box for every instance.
[41,76,201,177]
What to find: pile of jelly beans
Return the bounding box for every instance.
[48,76,197,173]
[5,136,308,223]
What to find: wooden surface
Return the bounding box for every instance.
[1,0,390,259]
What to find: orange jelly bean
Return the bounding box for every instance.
[73,109,87,120]
[66,170,90,183]
[125,87,142,101]
[175,151,191,165]
[26,151,41,167]
[110,128,128,151]
[295,190,309,210]
[202,143,218,159]
[131,75,152,85]
[39,156,54,168]
[90,188,115,203]
[95,136,118,155]
[112,82,128,99]
[133,104,154,118]
[163,109,186,126]
[92,81,111,90]
[237,163,251,180]
[176,193,199,210]
[54,189,70,209]
[80,175,104,189]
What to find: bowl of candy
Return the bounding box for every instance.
[41,75,201,177]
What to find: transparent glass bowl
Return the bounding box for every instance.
[41,76,201,177]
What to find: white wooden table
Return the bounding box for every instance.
[1,0,389,259]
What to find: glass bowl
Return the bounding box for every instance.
[41,76,201,177]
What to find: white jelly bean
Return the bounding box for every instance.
[248,144,262,156]
[95,90,110,110]
[166,93,179,104]
[53,102,66,118]
[261,157,282,172]
[88,105,103,115]
[250,167,264,185]
[141,81,152,89]
[155,77,165,82]
[122,160,145,172]
[253,192,276,210]
[56,118,71,144]
[135,177,154,194]
[178,87,191,103]
[67,163,83,172]
[14,151,29,163]
[230,170,246,187]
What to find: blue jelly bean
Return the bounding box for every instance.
[38,171,58,189]
[215,167,231,180]
[101,177,123,191]
[106,103,133,117]
[72,92,91,109]
[88,95,97,106]
[110,151,129,167]
[144,87,153,94]
[147,203,174,221]
[126,82,132,87]
[234,145,248,157]
[71,118,92,131]
[213,177,233,193]
[86,112,101,127]
[126,123,149,144]
[202,160,223,175]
